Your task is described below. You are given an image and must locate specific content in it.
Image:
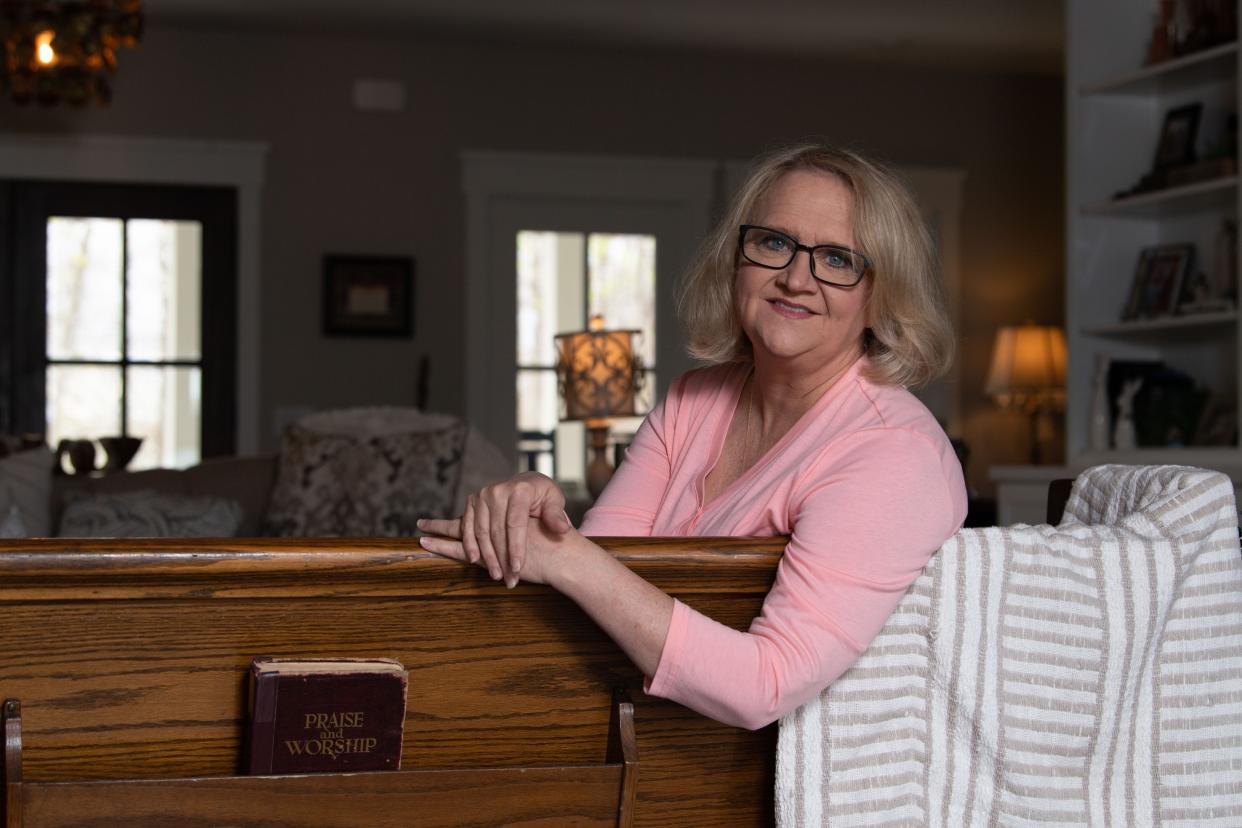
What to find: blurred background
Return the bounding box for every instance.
[0,0,1073,502]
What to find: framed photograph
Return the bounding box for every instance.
[323,255,414,337]
[1122,244,1194,320]
[1152,103,1202,171]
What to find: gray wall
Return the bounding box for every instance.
[1,24,1064,495]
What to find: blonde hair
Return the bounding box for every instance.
[677,143,953,388]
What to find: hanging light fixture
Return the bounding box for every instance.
[1,1,144,107]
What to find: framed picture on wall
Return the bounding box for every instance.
[1122,244,1194,320]
[323,255,414,337]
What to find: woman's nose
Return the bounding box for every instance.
[776,249,817,291]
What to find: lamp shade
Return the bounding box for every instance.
[555,316,642,422]
[985,323,1067,410]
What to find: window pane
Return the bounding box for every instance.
[516,368,584,483]
[127,220,202,361]
[517,368,558,433]
[588,234,656,366]
[46,366,122,461]
[127,366,201,470]
[46,217,123,360]
[516,231,584,366]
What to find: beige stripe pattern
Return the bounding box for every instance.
[776,465,1242,826]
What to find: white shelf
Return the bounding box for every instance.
[1068,2,1241,488]
[1083,310,1238,337]
[1081,41,1238,96]
[1082,176,1238,217]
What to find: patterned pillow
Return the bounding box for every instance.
[262,420,467,537]
[58,490,244,538]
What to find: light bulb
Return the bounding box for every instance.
[35,30,56,66]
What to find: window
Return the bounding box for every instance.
[461,152,715,466]
[46,217,203,470]
[2,181,237,468]
[516,231,656,482]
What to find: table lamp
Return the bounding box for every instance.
[985,323,1067,465]
[555,315,643,498]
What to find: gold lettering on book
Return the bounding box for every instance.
[303,711,365,730]
[283,710,376,760]
[284,736,379,759]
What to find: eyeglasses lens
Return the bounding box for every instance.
[741,227,863,286]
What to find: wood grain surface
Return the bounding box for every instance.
[0,537,785,826]
[5,698,640,827]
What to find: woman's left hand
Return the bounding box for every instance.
[418,513,570,587]
[418,472,571,585]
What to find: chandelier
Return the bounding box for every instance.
[0,1,143,106]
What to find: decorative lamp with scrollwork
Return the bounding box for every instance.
[555,315,644,499]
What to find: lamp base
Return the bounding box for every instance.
[585,423,613,500]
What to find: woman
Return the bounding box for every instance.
[419,143,967,730]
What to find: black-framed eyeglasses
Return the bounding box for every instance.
[737,225,871,287]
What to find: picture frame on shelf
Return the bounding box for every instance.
[1153,103,1202,171]
[1116,103,1206,197]
[1122,244,1194,320]
[322,255,414,338]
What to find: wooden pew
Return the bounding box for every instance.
[0,537,784,826]
[5,696,638,827]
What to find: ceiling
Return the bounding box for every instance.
[147,0,1064,75]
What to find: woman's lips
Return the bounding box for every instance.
[768,298,815,318]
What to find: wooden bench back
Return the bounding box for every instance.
[0,537,784,827]
[4,697,638,828]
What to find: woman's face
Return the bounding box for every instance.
[735,169,870,375]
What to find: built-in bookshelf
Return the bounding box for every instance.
[1067,1,1239,473]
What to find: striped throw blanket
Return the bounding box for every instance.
[777,464,1242,827]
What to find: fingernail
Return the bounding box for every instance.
[505,576,517,589]
[418,537,431,549]
[416,518,426,529]
[490,567,501,580]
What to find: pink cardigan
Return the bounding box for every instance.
[580,357,967,729]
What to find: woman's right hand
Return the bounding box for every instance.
[434,471,573,586]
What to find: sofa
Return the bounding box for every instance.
[5,408,513,539]
[53,454,280,537]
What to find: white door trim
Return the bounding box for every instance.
[0,133,267,453]
[461,151,716,458]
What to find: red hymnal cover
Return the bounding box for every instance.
[247,657,408,775]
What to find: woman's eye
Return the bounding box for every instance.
[820,249,851,269]
[760,234,789,251]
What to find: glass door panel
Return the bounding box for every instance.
[126,219,202,361]
[46,217,123,361]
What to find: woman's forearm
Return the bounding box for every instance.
[549,532,675,678]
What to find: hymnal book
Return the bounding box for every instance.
[247,656,408,775]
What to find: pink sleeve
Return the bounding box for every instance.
[578,386,676,536]
[646,428,965,730]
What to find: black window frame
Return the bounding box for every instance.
[0,180,238,459]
